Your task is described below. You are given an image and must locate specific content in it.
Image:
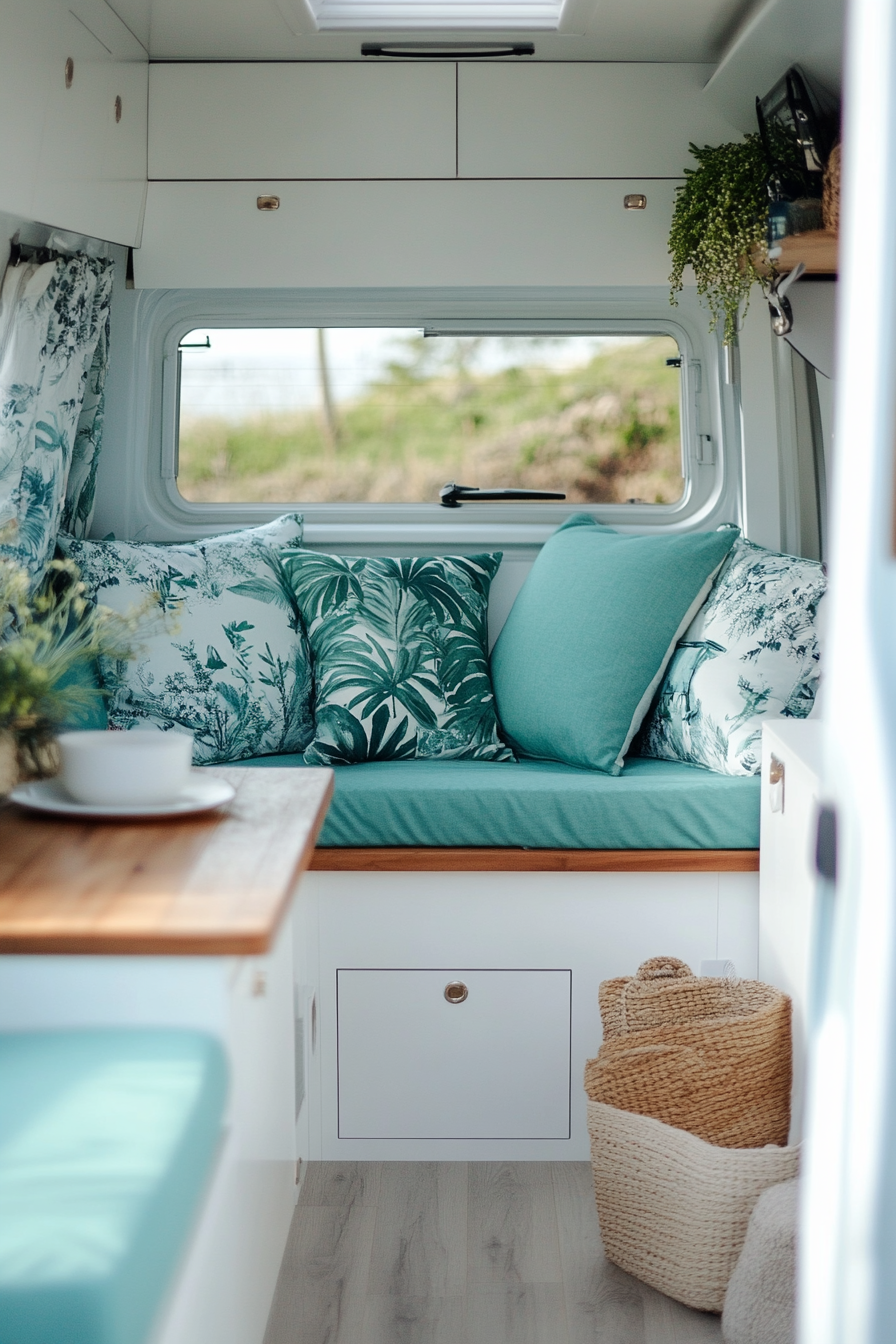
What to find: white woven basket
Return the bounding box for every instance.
[587,1100,800,1313]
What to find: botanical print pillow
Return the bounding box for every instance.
[59,515,313,764]
[281,550,514,765]
[638,537,826,775]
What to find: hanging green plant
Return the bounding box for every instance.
[668,134,771,346]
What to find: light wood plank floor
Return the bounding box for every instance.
[263,1163,722,1344]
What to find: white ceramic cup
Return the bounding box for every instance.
[56,730,194,806]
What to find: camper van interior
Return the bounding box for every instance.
[2,0,895,1341]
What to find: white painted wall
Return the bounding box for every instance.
[738,299,784,552]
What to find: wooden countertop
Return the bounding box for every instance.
[0,767,333,956]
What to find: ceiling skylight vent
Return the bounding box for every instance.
[312,1,564,31]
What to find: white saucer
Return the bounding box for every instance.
[9,775,236,819]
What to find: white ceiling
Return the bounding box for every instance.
[105,0,762,62]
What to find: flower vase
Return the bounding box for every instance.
[0,731,18,797]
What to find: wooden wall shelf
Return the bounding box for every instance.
[752,229,838,277]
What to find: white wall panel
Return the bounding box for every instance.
[148,62,456,180]
[135,178,678,288]
[458,63,738,178]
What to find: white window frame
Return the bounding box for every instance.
[132,288,742,548]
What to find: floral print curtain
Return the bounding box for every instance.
[0,251,114,579]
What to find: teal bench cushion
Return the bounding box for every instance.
[231,755,759,849]
[0,1029,228,1344]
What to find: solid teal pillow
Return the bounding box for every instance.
[490,521,739,774]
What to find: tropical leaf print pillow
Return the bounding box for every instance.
[638,537,825,775]
[59,514,313,764]
[281,550,514,765]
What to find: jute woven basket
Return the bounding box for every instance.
[584,957,792,1147]
[587,1100,799,1313]
[823,142,841,234]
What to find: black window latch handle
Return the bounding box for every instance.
[439,483,567,508]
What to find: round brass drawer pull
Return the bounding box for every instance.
[444,981,468,1004]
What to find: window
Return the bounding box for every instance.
[175,329,686,509]
[310,1,563,30]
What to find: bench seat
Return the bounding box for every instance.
[0,1030,228,1344]
[233,755,760,851]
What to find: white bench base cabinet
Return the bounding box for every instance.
[295,868,759,1163]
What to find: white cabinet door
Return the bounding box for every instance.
[759,719,824,1141]
[458,63,738,178]
[337,969,571,1139]
[136,178,680,288]
[149,62,457,180]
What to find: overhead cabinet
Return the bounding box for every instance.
[148,62,740,185]
[0,1,147,246]
[148,62,457,180]
[135,178,679,288]
[457,63,738,178]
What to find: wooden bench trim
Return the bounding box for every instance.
[311,848,759,873]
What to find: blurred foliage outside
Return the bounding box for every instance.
[177,335,685,506]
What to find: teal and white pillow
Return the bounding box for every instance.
[59,515,313,764]
[281,550,514,765]
[638,537,826,775]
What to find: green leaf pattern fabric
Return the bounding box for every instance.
[0,254,114,578]
[60,299,111,539]
[638,537,825,775]
[59,516,314,765]
[282,551,514,766]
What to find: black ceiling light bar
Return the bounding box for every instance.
[362,41,534,57]
[440,482,565,508]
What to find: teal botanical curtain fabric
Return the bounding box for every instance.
[282,551,514,765]
[0,253,114,577]
[638,537,826,775]
[61,300,111,538]
[59,516,313,765]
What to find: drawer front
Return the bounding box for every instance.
[336,969,571,1140]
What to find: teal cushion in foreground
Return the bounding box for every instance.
[0,1029,228,1344]
[491,522,739,774]
[228,754,760,849]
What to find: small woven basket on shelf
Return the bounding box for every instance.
[584,956,792,1148]
[587,1101,799,1313]
[823,142,841,234]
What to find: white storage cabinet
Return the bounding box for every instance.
[296,868,760,1162]
[337,968,572,1140]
